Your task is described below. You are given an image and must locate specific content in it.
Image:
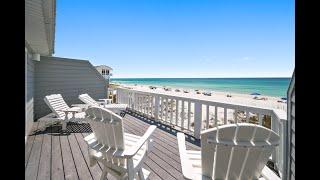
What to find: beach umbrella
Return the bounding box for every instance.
[281,97,287,100]
[250,92,261,95]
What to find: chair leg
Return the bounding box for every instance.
[137,168,145,180]
[62,122,67,131]
[146,139,153,154]
[88,149,97,167]
[100,168,108,180]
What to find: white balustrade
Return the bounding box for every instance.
[116,87,287,179]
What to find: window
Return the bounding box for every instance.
[102,69,105,75]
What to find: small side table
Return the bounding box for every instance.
[71,104,90,111]
[99,98,113,104]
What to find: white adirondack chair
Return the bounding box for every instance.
[44,94,86,130]
[84,106,156,180]
[79,93,127,115]
[177,123,280,180]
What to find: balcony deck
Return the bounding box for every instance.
[25,112,200,180]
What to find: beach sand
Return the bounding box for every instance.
[117,84,287,110]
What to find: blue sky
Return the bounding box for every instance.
[54,0,294,78]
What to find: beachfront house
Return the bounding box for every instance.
[95,65,113,81]
[25,0,294,179]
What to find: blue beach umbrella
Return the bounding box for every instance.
[250,92,261,95]
[281,97,287,100]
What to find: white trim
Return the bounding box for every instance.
[25,47,28,144]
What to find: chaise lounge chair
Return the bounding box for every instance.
[84,106,156,180]
[177,123,280,180]
[43,94,86,131]
[79,93,128,115]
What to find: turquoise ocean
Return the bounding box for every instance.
[111,78,291,98]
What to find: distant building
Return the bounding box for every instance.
[95,65,113,82]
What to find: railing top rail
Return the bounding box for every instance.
[272,109,287,122]
[117,87,287,118]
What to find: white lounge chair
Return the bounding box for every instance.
[177,123,280,180]
[79,93,128,115]
[43,94,86,131]
[84,106,156,180]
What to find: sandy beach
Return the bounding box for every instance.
[115,83,287,111]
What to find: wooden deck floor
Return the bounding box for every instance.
[25,112,200,180]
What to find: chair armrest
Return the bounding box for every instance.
[99,98,112,102]
[68,107,81,111]
[177,132,194,180]
[55,109,79,113]
[96,101,109,105]
[56,108,80,119]
[72,104,89,108]
[123,125,156,158]
[59,107,81,113]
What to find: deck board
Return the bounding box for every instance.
[37,126,52,180]
[68,134,93,180]
[123,114,197,165]
[25,113,201,180]
[25,122,45,180]
[51,134,65,180]
[25,122,40,168]
[74,133,102,180]
[60,135,79,180]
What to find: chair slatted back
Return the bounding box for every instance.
[86,106,125,165]
[79,93,100,106]
[201,123,280,179]
[44,94,70,119]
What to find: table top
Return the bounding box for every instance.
[104,104,128,109]
[65,107,81,112]
[71,104,90,107]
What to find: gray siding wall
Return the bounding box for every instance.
[287,72,295,180]
[26,48,34,138]
[34,56,108,119]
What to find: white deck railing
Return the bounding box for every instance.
[116,87,287,179]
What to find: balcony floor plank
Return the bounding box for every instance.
[25,122,40,168]
[25,113,201,180]
[51,134,65,180]
[68,134,93,180]
[60,134,79,180]
[25,121,45,180]
[37,126,52,180]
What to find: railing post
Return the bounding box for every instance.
[154,95,160,120]
[194,101,202,139]
[181,100,185,129]
[271,114,278,165]
[281,119,288,180]
[116,89,120,103]
[131,92,135,109]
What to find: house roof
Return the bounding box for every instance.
[95,65,113,70]
[25,0,56,55]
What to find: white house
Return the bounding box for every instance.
[95,65,113,80]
